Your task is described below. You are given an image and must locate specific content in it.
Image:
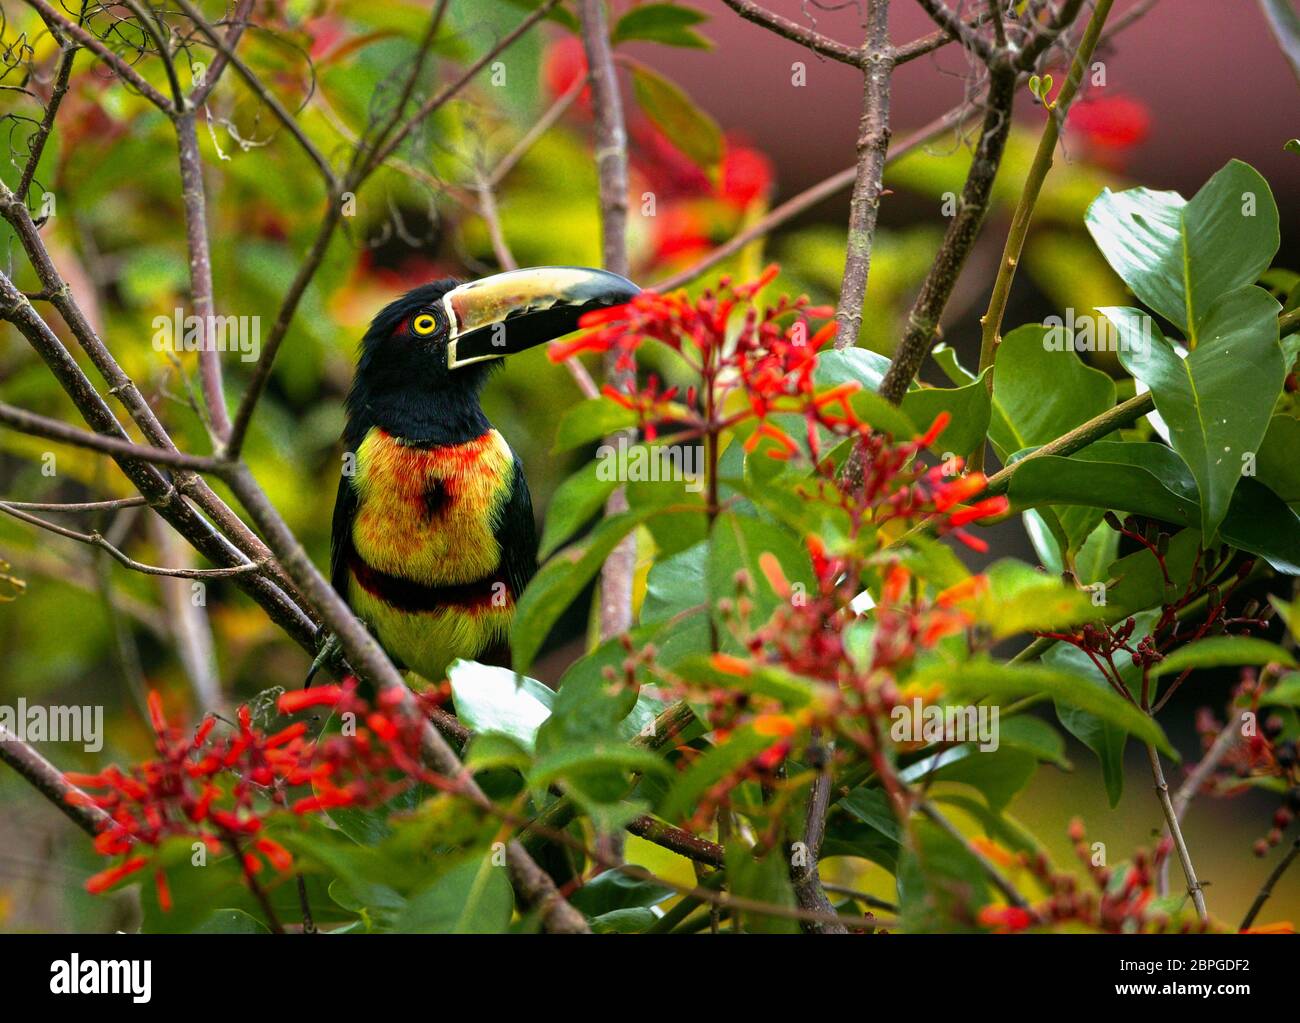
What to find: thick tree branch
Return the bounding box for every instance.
[0,725,110,837]
[577,0,636,648]
[879,64,1017,403]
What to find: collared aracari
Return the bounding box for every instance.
[327,266,639,685]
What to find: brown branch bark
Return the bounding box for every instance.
[833,0,893,350]
[720,0,864,64]
[0,725,109,837]
[878,63,1017,403]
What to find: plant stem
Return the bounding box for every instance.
[1240,838,1300,931]
[972,0,1115,470]
[1146,744,1208,921]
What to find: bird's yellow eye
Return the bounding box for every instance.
[412,313,438,336]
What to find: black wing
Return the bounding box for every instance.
[494,452,538,601]
[330,462,359,602]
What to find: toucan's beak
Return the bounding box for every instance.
[443,266,640,370]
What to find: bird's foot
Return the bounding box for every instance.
[303,631,345,688]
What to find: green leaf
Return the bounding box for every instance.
[926,747,1037,813]
[966,559,1095,640]
[708,511,814,638]
[990,323,1116,458]
[901,369,993,459]
[1085,159,1280,340]
[1009,440,1300,573]
[396,855,514,934]
[1256,414,1300,504]
[569,868,673,916]
[1150,636,1297,678]
[814,347,893,393]
[999,715,1071,770]
[538,458,618,558]
[675,654,819,709]
[1108,294,1285,542]
[553,396,638,452]
[513,507,659,672]
[630,64,722,169]
[192,908,271,934]
[922,657,1174,757]
[612,4,712,48]
[725,845,800,934]
[660,725,771,823]
[447,659,555,752]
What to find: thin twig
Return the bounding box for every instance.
[1240,839,1300,931]
[919,799,1030,909]
[1146,744,1209,921]
[26,0,175,110]
[654,101,979,292]
[16,42,77,202]
[0,500,267,579]
[720,0,864,65]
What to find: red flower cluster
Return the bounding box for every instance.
[978,820,1194,934]
[68,684,448,910]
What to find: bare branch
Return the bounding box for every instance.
[172,0,338,189]
[0,724,111,838]
[1241,838,1300,931]
[653,101,980,292]
[721,0,864,65]
[0,499,267,578]
[189,0,255,106]
[366,0,563,175]
[972,0,1114,469]
[879,65,1018,403]
[1147,744,1209,921]
[0,398,226,473]
[914,0,997,62]
[175,110,231,442]
[25,0,175,111]
[1014,0,1087,70]
[834,0,893,350]
[577,0,636,650]
[16,41,76,202]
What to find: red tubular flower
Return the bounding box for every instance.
[85,855,149,894]
[277,685,345,714]
[978,905,1036,933]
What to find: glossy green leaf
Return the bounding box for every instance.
[447,659,554,752]
[990,324,1115,457]
[538,458,618,558]
[920,657,1174,757]
[612,3,711,48]
[1085,159,1280,340]
[1149,635,1297,678]
[396,855,514,934]
[1108,293,1285,542]
[901,369,993,458]
[553,396,638,452]
[1256,414,1300,504]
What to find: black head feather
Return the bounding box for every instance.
[345,280,498,447]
